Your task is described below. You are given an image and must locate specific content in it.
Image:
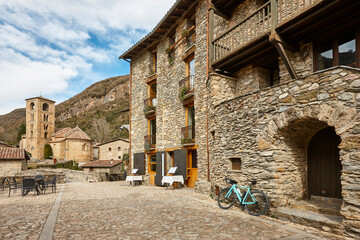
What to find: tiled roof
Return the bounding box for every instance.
[81,160,122,168]
[0,148,28,160]
[25,96,56,103]
[97,138,129,146]
[52,126,91,141]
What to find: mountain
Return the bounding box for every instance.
[0,75,130,144]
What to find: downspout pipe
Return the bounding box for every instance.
[120,57,132,170]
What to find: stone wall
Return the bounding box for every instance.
[65,139,93,163]
[0,160,26,176]
[209,66,360,237]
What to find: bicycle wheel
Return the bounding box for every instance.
[244,190,269,216]
[217,187,235,209]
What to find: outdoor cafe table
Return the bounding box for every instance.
[125,176,142,185]
[161,175,184,187]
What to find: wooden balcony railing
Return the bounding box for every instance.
[144,135,156,151]
[212,0,321,63]
[179,75,195,99]
[181,125,195,145]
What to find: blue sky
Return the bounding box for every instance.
[0,0,176,115]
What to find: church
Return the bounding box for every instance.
[20,96,92,164]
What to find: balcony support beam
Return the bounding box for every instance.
[269,32,298,80]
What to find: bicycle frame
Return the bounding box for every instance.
[225,184,257,205]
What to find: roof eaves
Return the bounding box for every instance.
[119,0,185,60]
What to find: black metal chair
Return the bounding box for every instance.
[22,178,36,197]
[34,175,45,194]
[0,177,6,191]
[44,175,57,193]
[105,172,113,181]
[8,177,22,197]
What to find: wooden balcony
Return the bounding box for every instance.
[179,75,195,105]
[181,125,195,145]
[211,0,358,73]
[144,97,156,119]
[144,135,156,151]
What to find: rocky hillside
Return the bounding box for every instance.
[0,75,130,144]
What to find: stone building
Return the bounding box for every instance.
[81,160,122,173]
[20,96,55,160]
[0,148,29,176]
[98,138,129,161]
[50,127,93,165]
[120,0,360,237]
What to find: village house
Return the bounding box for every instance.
[120,0,360,237]
[97,138,129,161]
[20,96,93,164]
[0,148,29,176]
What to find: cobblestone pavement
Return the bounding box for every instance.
[0,182,345,240]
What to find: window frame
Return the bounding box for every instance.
[148,154,156,174]
[314,30,360,71]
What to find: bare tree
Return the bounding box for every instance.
[92,118,111,143]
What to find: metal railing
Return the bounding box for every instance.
[144,135,156,150]
[212,0,321,62]
[144,97,157,113]
[179,75,195,98]
[181,125,195,145]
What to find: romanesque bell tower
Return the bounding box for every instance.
[25,96,55,160]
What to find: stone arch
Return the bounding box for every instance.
[30,102,35,110]
[42,103,49,111]
[257,103,358,203]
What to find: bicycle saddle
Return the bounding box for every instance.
[229,179,238,185]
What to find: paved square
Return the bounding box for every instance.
[0,182,343,239]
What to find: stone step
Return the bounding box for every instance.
[290,199,342,216]
[274,207,344,235]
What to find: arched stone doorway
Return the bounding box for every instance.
[308,126,342,199]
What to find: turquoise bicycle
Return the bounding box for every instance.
[217,177,269,216]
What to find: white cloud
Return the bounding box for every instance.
[0,0,177,114]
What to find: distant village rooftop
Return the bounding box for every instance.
[81,160,122,168]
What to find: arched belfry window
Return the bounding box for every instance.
[43,103,49,111]
[30,102,35,110]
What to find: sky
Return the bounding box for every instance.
[0,0,176,115]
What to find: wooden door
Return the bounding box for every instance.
[174,149,187,180]
[308,127,342,198]
[155,151,166,186]
[133,152,145,174]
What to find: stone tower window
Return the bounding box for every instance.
[44,132,48,138]
[43,103,49,111]
[44,114,49,122]
[118,147,121,151]
[31,114,34,121]
[30,102,35,110]
[109,147,112,151]
[44,125,48,130]
[82,143,88,151]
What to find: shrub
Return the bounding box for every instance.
[44,144,53,159]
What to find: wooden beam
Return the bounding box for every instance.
[269,32,297,52]
[269,32,297,79]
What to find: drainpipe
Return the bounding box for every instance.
[121,57,132,171]
[206,0,212,182]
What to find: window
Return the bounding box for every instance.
[44,114,49,122]
[230,158,241,170]
[149,118,156,146]
[186,57,195,77]
[42,103,49,111]
[30,102,35,110]
[152,51,157,74]
[314,31,359,71]
[118,156,121,159]
[44,132,48,138]
[118,147,121,151]
[82,143,88,151]
[148,154,156,173]
[109,148,112,151]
